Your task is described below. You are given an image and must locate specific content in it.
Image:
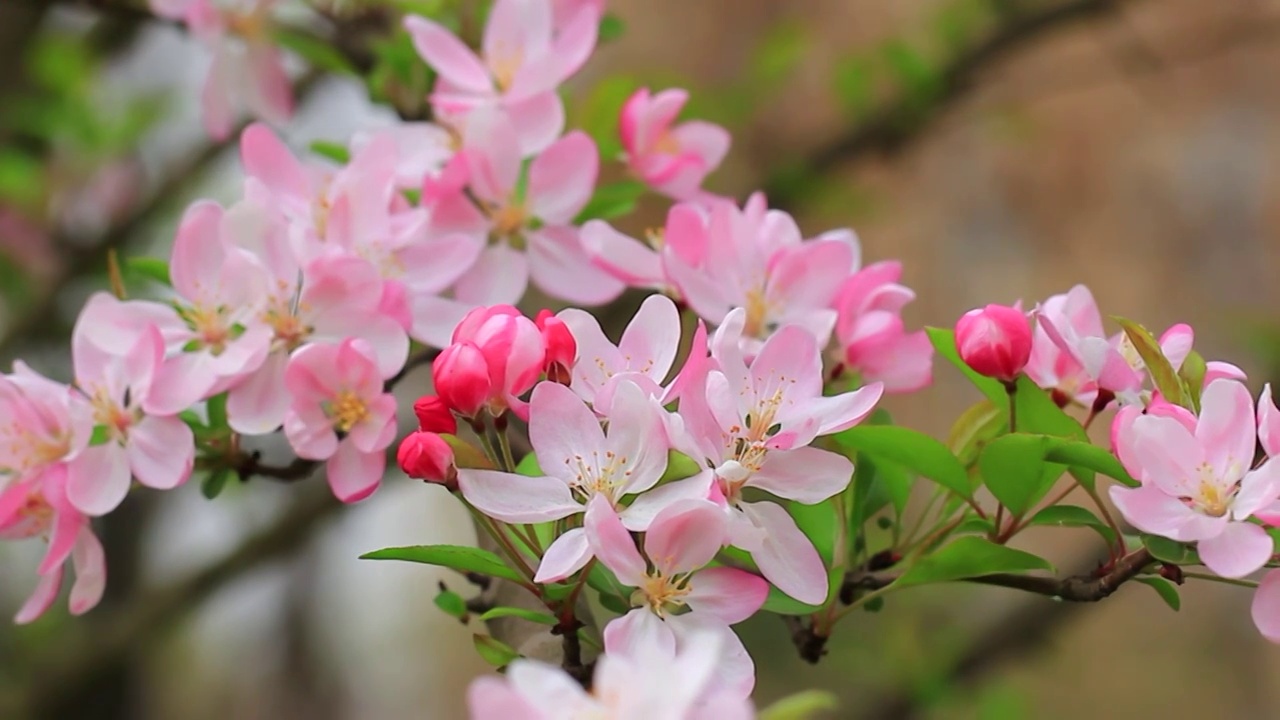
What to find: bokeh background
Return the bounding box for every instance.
[2,0,1280,717]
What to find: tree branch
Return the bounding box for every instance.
[768,0,1131,209]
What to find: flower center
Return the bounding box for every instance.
[0,491,54,539]
[90,387,137,443]
[654,131,681,155]
[328,390,369,433]
[743,285,772,339]
[566,450,632,503]
[634,572,691,617]
[180,302,233,354]
[1191,462,1235,518]
[489,203,528,245]
[263,294,312,351]
[489,51,523,92]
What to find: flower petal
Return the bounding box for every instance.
[584,494,646,586]
[457,469,580,523]
[534,527,593,583]
[1197,521,1273,579]
[404,15,492,93]
[684,567,767,624]
[749,446,854,504]
[127,415,195,490]
[326,439,383,503]
[740,500,828,605]
[644,500,726,576]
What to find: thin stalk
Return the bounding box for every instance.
[1182,572,1259,589]
[466,505,538,585]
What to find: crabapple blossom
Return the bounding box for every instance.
[397,431,457,487]
[1109,379,1280,578]
[557,293,683,411]
[404,0,600,154]
[435,305,547,419]
[65,299,195,516]
[580,201,711,294]
[954,303,1032,382]
[1,471,105,624]
[467,626,753,719]
[0,365,92,502]
[457,380,668,582]
[413,396,457,435]
[587,495,767,697]
[1252,569,1280,643]
[149,0,291,140]
[283,339,398,503]
[661,311,882,603]
[1033,284,1143,407]
[620,87,730,200]
[833,260,933,393]
[535,310,576,385]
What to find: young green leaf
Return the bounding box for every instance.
[758,690,839,720]
[572,180,646,224]
[893,537,1054,588]
[434,588,469,619]
[789,499,840,566]
[478,607,558,626]
[598,14,626,42]
[360,545,525,583]
[1140,534,1199,566]
[834,425,972,499]
[1115,317,1187,408]
[1134,576,1181,611]
[201,468,233,500]
[1042,437,1137,487]
[978,434,1054,517]
[1024,504,1117,545]
[472,634,520,668]
[274,29,359,76]
[123,256,171,287]
[309,140,351,164]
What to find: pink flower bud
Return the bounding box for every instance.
[413,395,457,435]
[954,304,1032,382]
[535,309,576,385]
[451,305,546,412]
[397,431,456,488]
[433,343,492,418]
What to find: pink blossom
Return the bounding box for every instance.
[1252,569,1280,643]
[1034,285,1143,407]
[283,339,398,503]
[397,431,457,487]
[404,0,600,154]
[151,0,291,140]
[467,626,753,719]
[588,495,766,697]
[413,395,457,435]
[0,365,93,498]
[580,201,712,295]
[662,311,882,603]
[833,260,932,393]
[0,471,105,624]
[535,310,576,385]
[65,298,195,516]
[349,122,455,190]
[436,305,547,419]
[457,380,668,582]
[557,294,683,411]
[954,304,1032,382]
[1109,380,1280,578]
[620,88,730,199]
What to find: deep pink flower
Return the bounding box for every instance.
[535,309,576,385]
[955,304,1032,382]
[833,260,932,393]
[620,88,730,199]
[438,305,548,419]
[397,431,457,487]
[283,339,398,503]
[587,495,766,697]
[1110,380,1280,578]
[404,0,600,154]
[413,395,457,435]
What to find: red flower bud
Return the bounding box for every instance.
[413,395,457,435]
[397,431,456,488]
[955,304,1032,382]
[535,309,576,385]
[433,342,492,418]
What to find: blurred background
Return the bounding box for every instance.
[2,0,1280,717]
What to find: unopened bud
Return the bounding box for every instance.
[414,395,457,434]
[397,431,457,489]
[954,304,1032,382]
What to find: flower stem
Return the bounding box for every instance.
[1181,571,1259,589]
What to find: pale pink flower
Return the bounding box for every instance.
[620,88,730,200]
[283,339,398,503]
[557,294,683,411]
[65,300,195,516]
[1034,285,1143,407]
[0,471,105,624]
[151,0,291,140]
[457,380,668,582]
[663,195,857,355]
[1110,380,1280,578]
[141,199,274,414]
[580,201,712,295]
[661,311,882,603]
[404,0,600,154]
[0,365,93,499]
[349,122,456,190]
[467,626,754,719]
[1252,569,1280,643]
[551,0,605,29]
[833,260,932,393]
[588,495,766,697]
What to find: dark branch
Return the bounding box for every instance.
[768,0,1129,209]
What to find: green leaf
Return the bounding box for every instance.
[761,583,825,616]
[1134,576,1180,611]
[201,468,233,500]
[123,257,171,287]
[893,537,1053,588]
[926,327,1006,405]
[758,690,839,720]
[514,452,543,477]
[835,425,972,499]
[434,588,468,619]
[361,545,524,583]
[948,400,1005,467]
[89,425,110,446]
[478,606,558,626]
[573,180,646,224]
[880,39,941,108]
[472,634,520,668]
[574,75,639,159]
[978,434,1055,517]
[597,590,631,615]
[206,392,228,430]
[274,28,359,75]
[309,140,351,164]
[1140,534,1199,566]
[1024,504,1117,545]
[1179,349,1207,413]
[598,14,626,42]
[1116,316,1187,408]
[1042,437,1137,487]
[790,499,839,566]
